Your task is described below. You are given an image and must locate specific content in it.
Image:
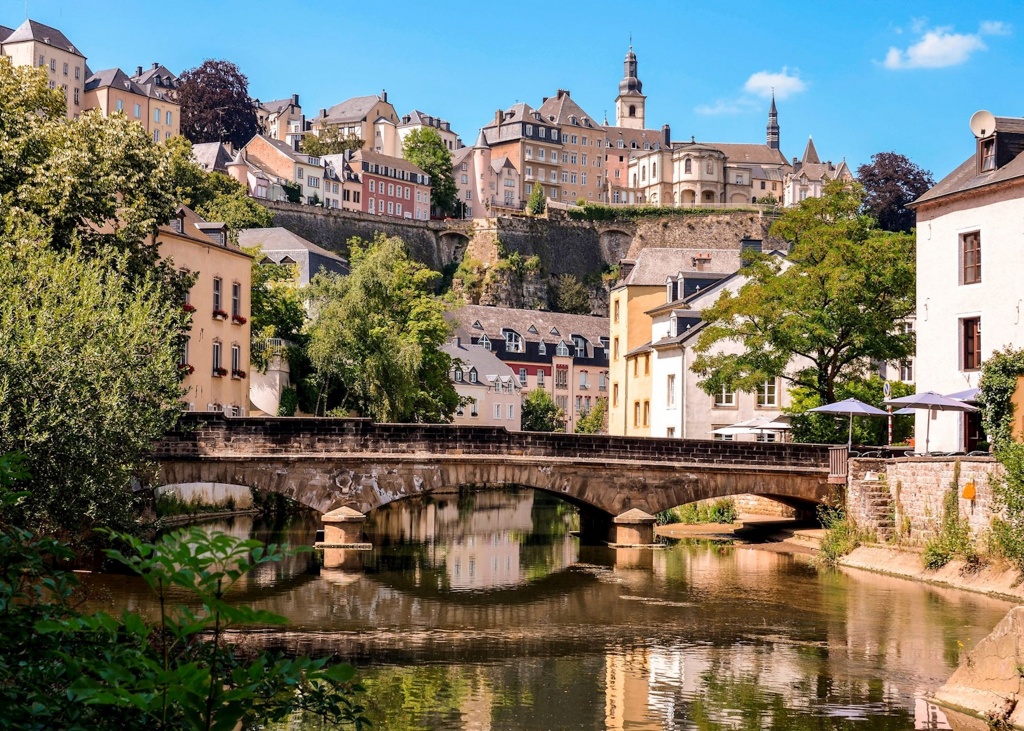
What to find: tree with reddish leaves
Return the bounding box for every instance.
[176,59,259,150]
[857,152,934,233]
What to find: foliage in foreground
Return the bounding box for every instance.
[817,502,862,566]
[521,388,565,432]
[787,376,915,446]
[0,455,367,730]
[401,127,458,215]
[990,444,1024,574]
[575,397,608,434]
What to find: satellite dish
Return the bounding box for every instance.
[970,110,996,139]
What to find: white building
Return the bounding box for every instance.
[443,338,523,431]
[909,111,1024,452]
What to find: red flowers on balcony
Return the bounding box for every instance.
[213,367,228,377]
[231,369,246,379]
[213,309,228,320]
[231,314,247,325]
[178,363,195,375]
[182,303,196,313]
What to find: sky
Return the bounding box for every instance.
[6,0,1024,180]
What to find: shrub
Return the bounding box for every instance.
[818,502,862,565]
[922,461,979,570]
[991,443,1024,573]
[659,499,738,525]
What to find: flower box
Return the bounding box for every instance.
[231,369,246,379]
[212,309,228,320]
[182,303,196,313]
[177,363,195,375]
[213,367,228,377]
[231,315,247,325]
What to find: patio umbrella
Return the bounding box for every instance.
[945,387,981,403]
[809,398,889,447]
[883,391,978,453]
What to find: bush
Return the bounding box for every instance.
[991,443,1024,573]
[921,461,979,570]
[278,386,299,416]
[659,499,738,525]
[567,202,761,222]
[818,502,862,565]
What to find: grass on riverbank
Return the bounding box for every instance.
[657,499,738,526]
[154,491,237,518]
[817,503,867,566]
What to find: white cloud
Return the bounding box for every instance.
[743,68,807,99]
[695,98,759,116]
[884,21,1009,69]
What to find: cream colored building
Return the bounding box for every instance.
[156,206,252,415]
[84,66,180,142]
[310,92,400,155]
[398,110,462,153]
[444,338,523,430]
[256,94,304,149]
[452,131,521,217]
[0,19,85,117]
[538,90,606,205]
[482,103,562,205]
[782,137,852,206]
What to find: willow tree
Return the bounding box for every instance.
[692,181,916,406]
[307,234,459,422]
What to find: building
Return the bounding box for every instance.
[237,227,348,285]
[157,206,252,415]
[449,305,610,432]
[310,91,400,156]
[443,338,523,430]
[255,94,304,149]
[237,135,324,204]
[398,110,462,153]
[192,142,234,173]
[908,110,1024,452]
[782,137,852,206]
[0,18,85,117]
[537,90,606,205]
[452,131,521,218]
[615,46,646,130]
[481,103,562,206]
[321,149,430,220]
[84,65,180,141]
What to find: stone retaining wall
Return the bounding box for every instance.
[848,456,1003,543]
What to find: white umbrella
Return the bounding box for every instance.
[809,398,889,447]
[883,391,978,453]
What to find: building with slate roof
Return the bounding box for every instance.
[538,89,606,205]
[453,131,521,218]
[482,103,562,205]
[84,65,180,141]
[0,18,86,118]
[310,91,400,156]
[907,111,1024,452]
[255,94,304,149]
[443,338,523,430]
[782,136,852,206]
[448,305,609,432]
[238,227,349,286]
[398,110,463,153]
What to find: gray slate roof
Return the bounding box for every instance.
[321,95,380,124]
[191,142,234,173]
[0,25,14,43]
[4,19,82,56]
[85,68,146,95]
[621,248,743,287]
[537,89,600,128]
[702,142,789,167]
[449,304,609,347]
[443,339,520,385]
[237,227,349,285]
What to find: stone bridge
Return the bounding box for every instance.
[154,415,832,543]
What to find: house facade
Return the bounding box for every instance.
[537,90,606,205]
[238,135,324,205]
[443,338,523,430]
[310,92,400,156]
[0,19,85,118]
[452,131,521,217]
[482,103,562,205]
[84,65,180,142]
[256,94,304,149]
[909,111,1024,451]
[398,110,463,153]
[782,137,852,206]
[157,207,252,416]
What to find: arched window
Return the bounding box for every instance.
[503,329,523,353]
[628,105,636,117]
[684,158,692,174]
[641,166,646,182]
[652,162,657,178]
[632,173,637,187]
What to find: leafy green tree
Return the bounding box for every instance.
[307,234,459,421]
[787,377,914,445]
[0,243,184,541]
[301,127,364,156]
[575,397,608,434]
[241,247,307,370]
[554,273,592,315]
[402,128,458,215]
[522,389,564,432]
[526,183,547,215]
[857,152,934,233]
[176,59,259,150]
[693,181,916,406]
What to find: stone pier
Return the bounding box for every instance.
[316,506,371,550]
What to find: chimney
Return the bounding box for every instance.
[291,93,299,106]
[618,259,636,283]
[320,108,327,118]
[456,336,461,347]
[381,89,388,102]
[152,62,159,70]
[495,109,503,126]
[136,65,143,77]
[662,124,671,147]
[402,114,410,124]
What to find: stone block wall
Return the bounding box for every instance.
[848,456,1003,543]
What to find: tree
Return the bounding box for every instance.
[575,397,608,434]
[242,247,307,371]
[176,59,259,150]
[527,183,547,215]
[693,181,916,406]
[306,234,459,421]
[522,389,564,432]
[554,273,592,315]
[402,128,458,216]
[301,127,364,156]
[0,243,185,541]
[857,152,934,233]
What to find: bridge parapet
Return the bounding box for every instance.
[156,414,831,468]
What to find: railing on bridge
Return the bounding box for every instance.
[828,446,849,485]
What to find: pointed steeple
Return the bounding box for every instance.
[766,94,780,151]
[802,136,820,164]
[473,128,490,149]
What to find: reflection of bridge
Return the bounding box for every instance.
[154,415,831,542]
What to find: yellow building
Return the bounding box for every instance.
[156,207,252,415]
[309,92,399,155]
[537,90,606,205]
[83,66,180,142]
[0,19,86,118]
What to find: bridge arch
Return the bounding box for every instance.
[438,231,471,267]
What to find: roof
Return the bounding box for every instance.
[259,97,298,114]
[606,126,667,153]
[537,90,600,128]
[191,142,234,173]
[353,149,429,178]
[452,147,472,169]
[130,63,178,94]
[443,339,520,383]
[0,25,13,43]
[319,95,382,124]
[620,248,744,287]
[624,342,652,357]
[398,109,453,130]
[246,135,310,164]
[793,161,844,182]
[915,119,1024,206]
[802,136,820,164]
[449,304,609,346]
[4,19,82,57]
[85,68,147,95]
[236,227,348,266]
[701,142,789,167]
[158,206,246,256]
[492,156,516,174]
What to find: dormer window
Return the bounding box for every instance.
[980,139,996,172]
[539,341,547,355]
[479,334,491,351]
[468,368,478,383]
[503,329,524,353]
[556,341,570,357]
[454,369,463,382]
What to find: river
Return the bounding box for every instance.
[82,489,1014,730]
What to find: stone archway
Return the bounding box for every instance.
[438,231,470,267]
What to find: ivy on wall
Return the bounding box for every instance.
[978,345,1024,453]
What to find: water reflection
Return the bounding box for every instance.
[79,489,1012,730]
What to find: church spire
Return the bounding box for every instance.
[615,43,646,129]
[766,93,780,151]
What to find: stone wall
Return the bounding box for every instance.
[626,212,782,258]
[847,456,1003,543]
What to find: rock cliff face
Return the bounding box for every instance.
[934,606,1024,728]
[262,202,780,315]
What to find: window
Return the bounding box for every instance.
[599,372,607,391]
[757,380,778,408]
[537,369,545,386]
[62,62,68,76]
[231,282,241,318]
[479,334,491,351]
[538,341,546,355]
[713,429,734,442]
[575,396,582,413]
[684,159,692,174]
[633,401,640,426]
[212,277,222,310]
[980,139,996,172]
[667,374,676,407]
[153,130,159,142]
[579,371,589,389]
[231,344,241,373]
[643,401,650,426]
[469,368,478,383]
[555,368,568,389]
[297,168,304,180]
[494,403,502,419]
[154,108,161,123]
[470,399,478,416]
[504,329,523,353]
[961,231,981,285]
[179,338,189,367]
[116,99,124,112]
[644,354,650,375]
[134,103,141,118]
[573,337,586,358]
[519,368,528,385]
[369,180,375,193]
[74,66,80,79]
[465,191,472,200]
[962,317,981,371]
[50,59,56,71]
[38,54,45,67]
[899,359,913,382]
[387,201,394,214]
[508,403,514,420]
[756,432,778,443]
[714,385,736,407]
[613,383,619,406]
[556,341,570,357]
[212,341,222,372]
[613,300,620,323]
[454,369,463,382]
[761,181,766,190]
[166,111,172,125]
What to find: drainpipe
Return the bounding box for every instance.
[680,346,687,438]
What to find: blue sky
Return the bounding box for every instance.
[8,0,1023,179]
